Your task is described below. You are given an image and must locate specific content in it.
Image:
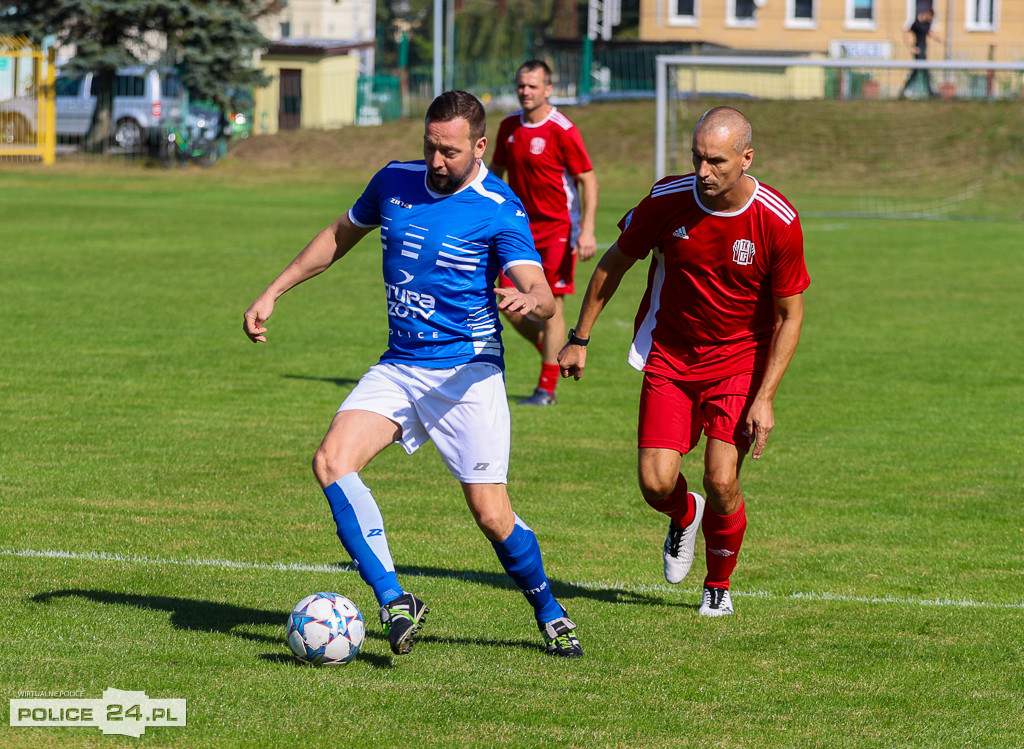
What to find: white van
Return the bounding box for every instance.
[1,66,185,149]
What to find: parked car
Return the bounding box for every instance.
[1,66,185,150]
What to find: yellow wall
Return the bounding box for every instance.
[675,62,828,99]
[641,0,1024,62]
[254,53,360,135]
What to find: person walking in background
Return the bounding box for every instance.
[901,5,943,98]
[558,107,809,617]
[243,91,583,658]
[490,60,599,406]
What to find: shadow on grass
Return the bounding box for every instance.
[32,589,286,644]
[258,651,394,669]
[27,589,553,666]
[283,374,360,388]
[31,589,397,670]
[392,564,672,607]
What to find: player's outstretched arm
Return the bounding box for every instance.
[746,292,804,459]
[558,243,636,380]
[498,263,555,320]
[243,214,373,343]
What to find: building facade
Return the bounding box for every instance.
[263,0,375,46]
[253,0,378,133]
[640,0,1024,62]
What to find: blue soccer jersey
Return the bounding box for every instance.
[348,160,542,369]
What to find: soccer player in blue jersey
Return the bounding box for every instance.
[243,91,583,658]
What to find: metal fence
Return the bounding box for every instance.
[400,46,685,116]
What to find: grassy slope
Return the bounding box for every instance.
[227,98,1024,218]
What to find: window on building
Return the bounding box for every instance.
[786,0,816,28]
[670,0,698,26]
[734,0,755,19]
[966,0,997,31]
[845,0,875,29]
[727,0,757,26]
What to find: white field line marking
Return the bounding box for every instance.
[5,547,1023,610]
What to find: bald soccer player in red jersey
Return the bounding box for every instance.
[559,107,809,617]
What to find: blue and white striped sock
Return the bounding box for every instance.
[323,473,402,606]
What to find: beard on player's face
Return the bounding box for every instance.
[427,159,475,193]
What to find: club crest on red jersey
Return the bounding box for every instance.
[732,239,756,266]
[530,137,546,155]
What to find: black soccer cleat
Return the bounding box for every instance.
[539,614,583,658]
[379,592,429,655]
[518,388,557,406]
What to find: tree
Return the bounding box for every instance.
[377,0,575,78]
[455,0,559,62]
[377,0,434,71]
[155,1,285,112]
[0,0,283,153]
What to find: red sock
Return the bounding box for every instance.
[644,475,695,527]
[702,501,746,589]
[538,363,560,395]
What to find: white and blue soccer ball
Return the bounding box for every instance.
[286,592,365,665]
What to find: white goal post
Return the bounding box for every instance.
[655,54,1024,181]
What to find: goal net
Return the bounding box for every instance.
[655,55,1024,219]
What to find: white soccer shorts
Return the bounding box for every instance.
[338,361,510,484]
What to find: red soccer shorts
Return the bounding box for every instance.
[637,371,763,453]
[498,222,576,295]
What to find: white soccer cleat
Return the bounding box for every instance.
[663,492,705,584]
[698,586,734,617]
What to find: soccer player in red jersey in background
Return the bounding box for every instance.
[490,60,599,406]
[558,107,809,616]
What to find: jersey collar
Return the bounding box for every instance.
[518,105,556,128]
[423,159,487,199]
[692,174,759,217]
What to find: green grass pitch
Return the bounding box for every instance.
[1,150,1022,748]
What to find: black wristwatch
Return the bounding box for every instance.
[567,328,590,347]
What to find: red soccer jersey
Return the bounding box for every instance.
[616,174,810,381]
[491,107,593,245]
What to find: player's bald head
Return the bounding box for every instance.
[694,107,752,154]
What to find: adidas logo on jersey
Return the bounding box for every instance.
[672,226,689,239]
